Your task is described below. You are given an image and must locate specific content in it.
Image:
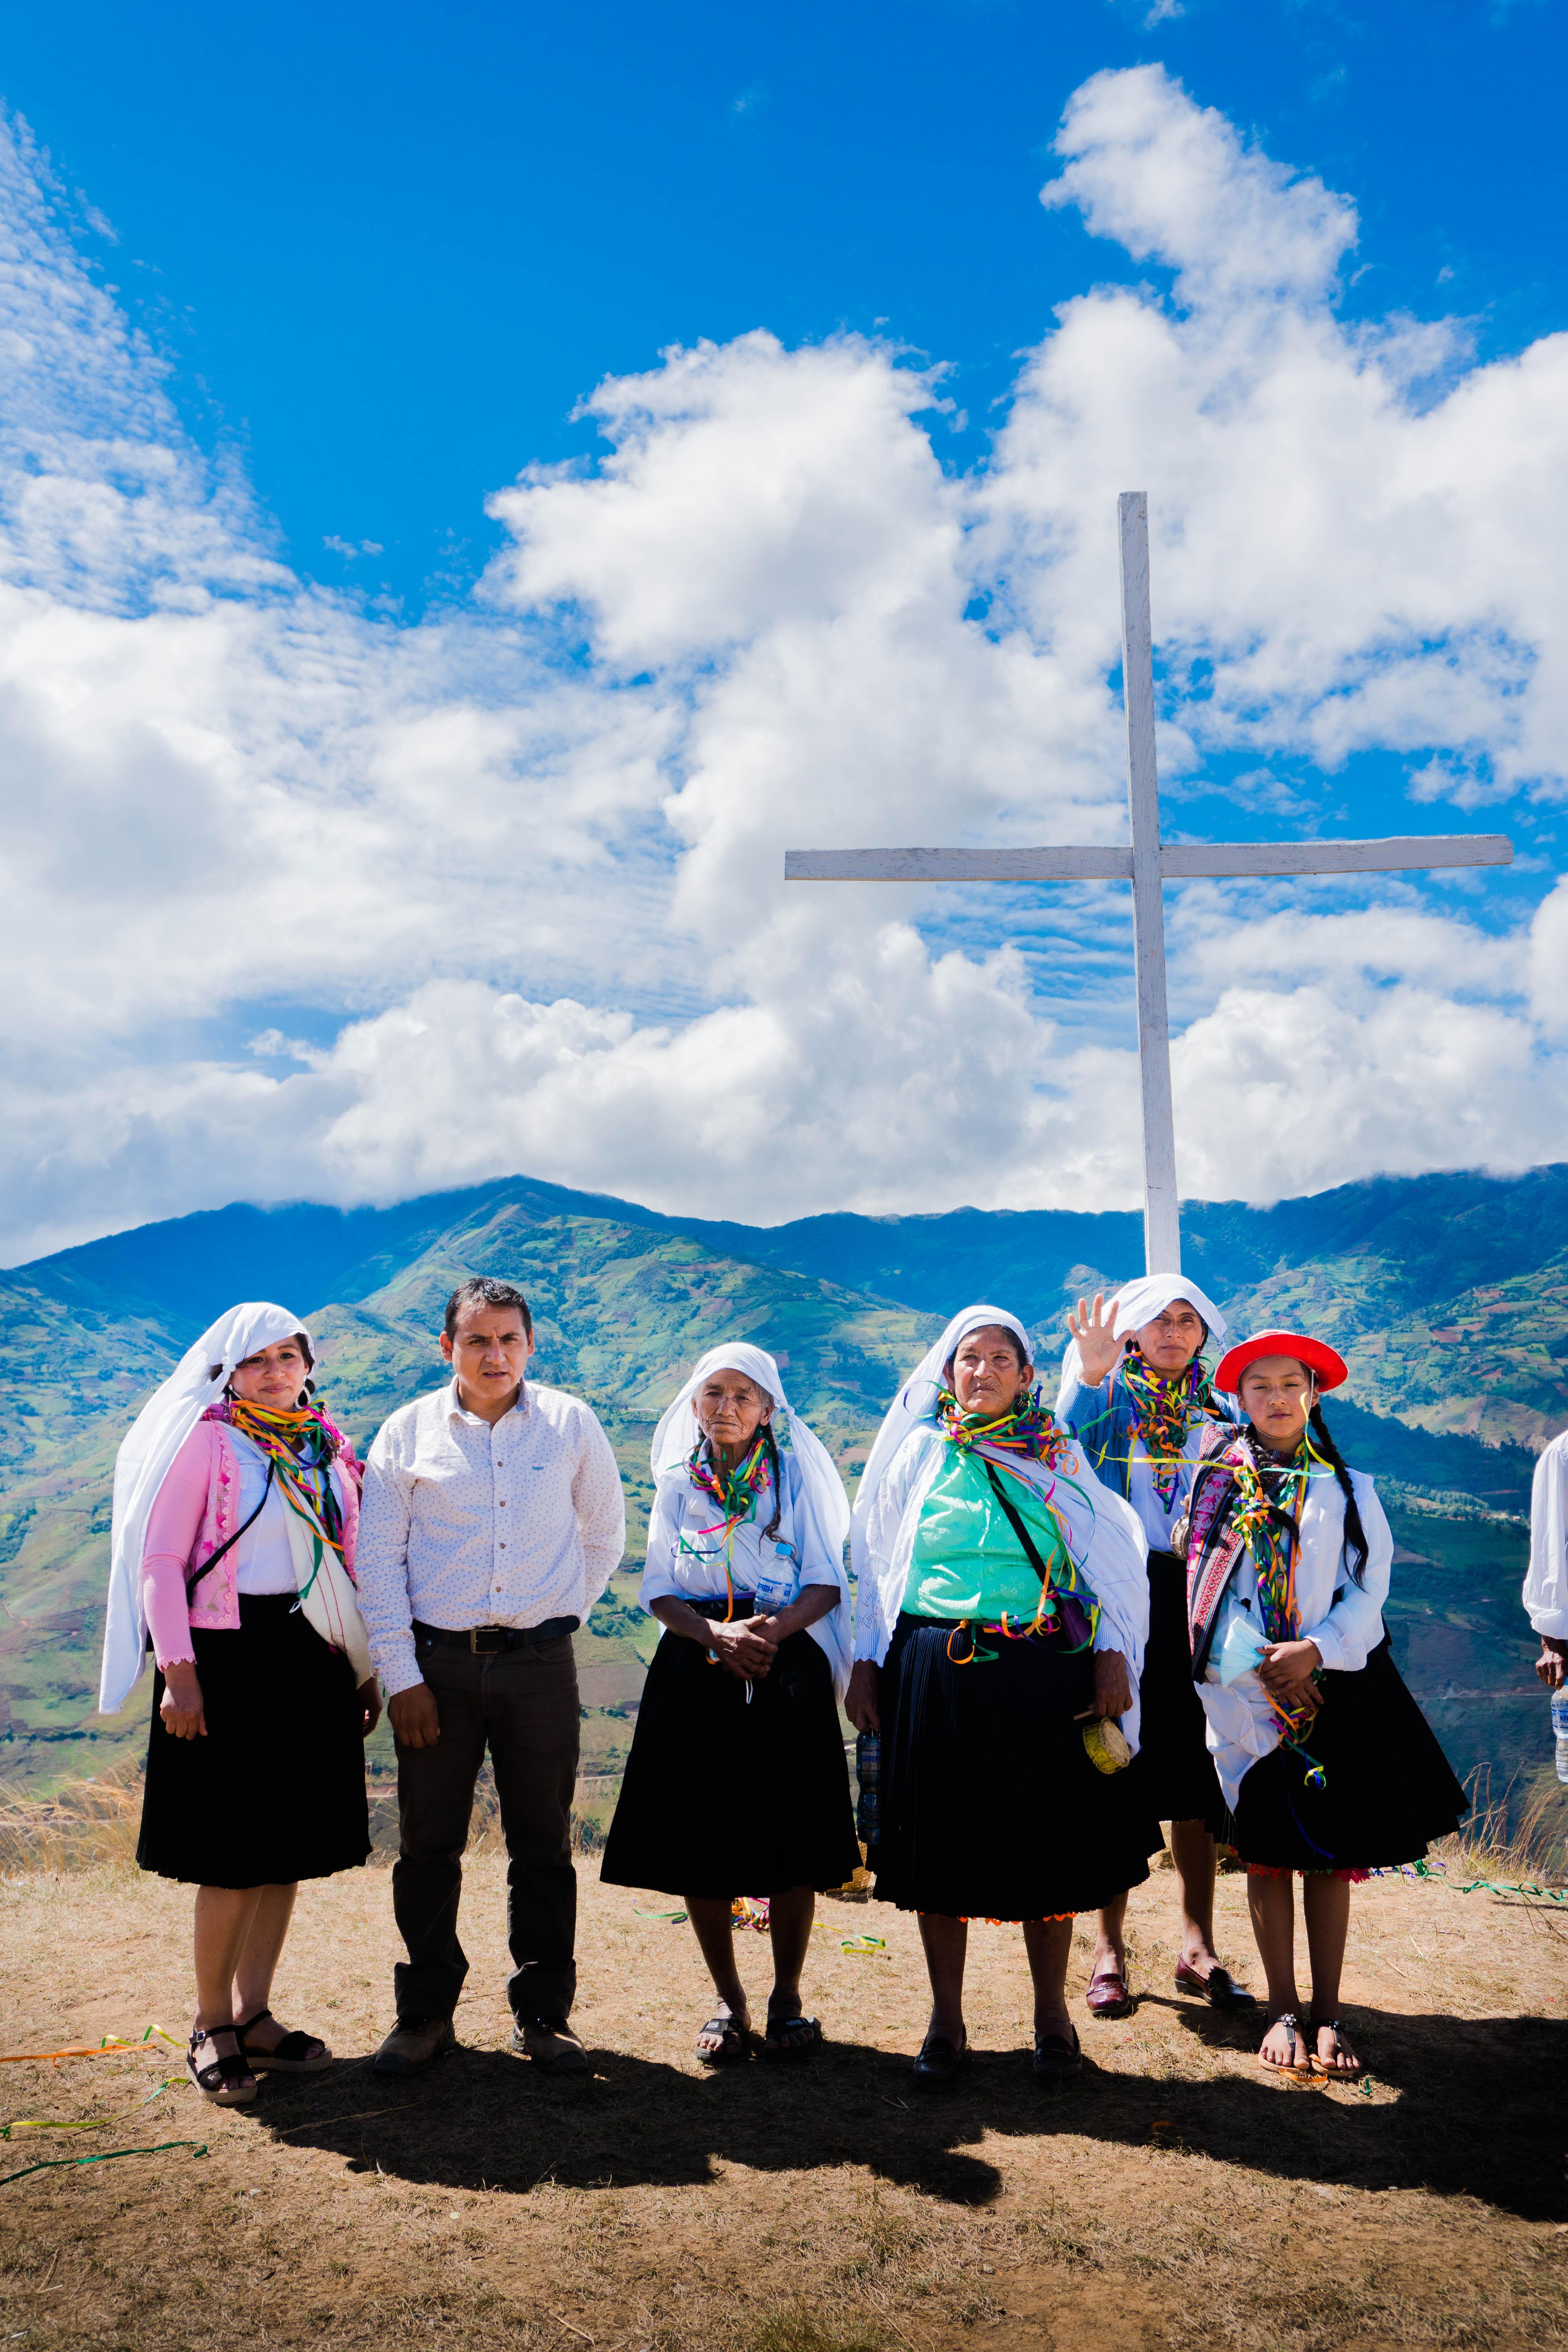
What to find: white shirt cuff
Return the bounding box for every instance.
[374,1640,424,1699]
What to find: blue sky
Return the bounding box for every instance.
[12,0,1565,617]
[2,5,1568,1259]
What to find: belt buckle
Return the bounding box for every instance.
[469,1626,505,1656]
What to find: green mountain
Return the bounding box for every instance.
[2,1166,1562,1826]
[0,1193,935,1795]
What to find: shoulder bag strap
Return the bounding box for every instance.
[981,1457,1053,1586]
[187,1455,275,1596]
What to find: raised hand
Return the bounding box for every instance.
[1067,1292,1122,1386]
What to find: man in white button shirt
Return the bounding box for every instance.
[355,1278,625,2077]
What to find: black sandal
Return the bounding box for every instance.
[763,2009,822,2059]
[696,2014,749,2066]
[187,2025,258,2106]
[236,2006,332,2073]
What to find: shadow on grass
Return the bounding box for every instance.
[243,2005,1567,2221]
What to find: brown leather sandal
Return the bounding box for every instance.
[187,2025,258,2106]
[236,2006,332,2073]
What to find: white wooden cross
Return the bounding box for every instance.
[786,492,1514,1278]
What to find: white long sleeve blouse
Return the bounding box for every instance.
[1526,1432,1568,1641]
[851,1424,1151,1751]
[1196,1464,1392,1809]
[640,1448,852,1699]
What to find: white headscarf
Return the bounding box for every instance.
[1059,1273,1227,1393]
[851,1305,1034,1560]
[651,1342,852,1693]
[652,1343,850,1547]
[98,1302,312,1714]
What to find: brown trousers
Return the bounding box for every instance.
[391,1626,580,2024]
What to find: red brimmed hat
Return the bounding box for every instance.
[1215,1330,1349,1394]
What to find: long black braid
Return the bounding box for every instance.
[1308,1400,1369,1586]
[761,1421,784,1542]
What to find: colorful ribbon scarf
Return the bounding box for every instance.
[932,1388,1099,1656]
[204,1397,352,1596]
[934,1386,1077,1469]
[686,1431,771,1543]
[1114,1353,1214,1513]
[1185,1422,1332,1778]
[682,1432,775,1630]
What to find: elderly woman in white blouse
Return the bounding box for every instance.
[601,1345,858,2063]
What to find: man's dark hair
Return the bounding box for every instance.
[443,1278,533,1341]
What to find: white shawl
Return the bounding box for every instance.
[650,1342,853,1696]
[850,1305,1151,1743]
[98,1301,372,1713]
[1526,1431,1568,1641]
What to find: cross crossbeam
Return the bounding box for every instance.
[785,492,1514,1279]
[784,836,1511,884]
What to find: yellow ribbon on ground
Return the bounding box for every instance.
[2,2077,183,2140]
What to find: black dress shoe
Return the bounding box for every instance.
[1174,1960,1258,2011]
[1032,2026,1083,2085]
[912,2029,968,2087]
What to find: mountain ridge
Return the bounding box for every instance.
[16,1161,1568,1450]
[0,1163,1558,1817]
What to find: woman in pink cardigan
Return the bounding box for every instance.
[100,1301,380,2108]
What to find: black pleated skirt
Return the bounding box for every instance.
[137,1594,372,1887]
[871,1613,1164,1921]
[1138,1550,1224,1823]
[1208,1635,1470,1873]
[599,1613,860,1900]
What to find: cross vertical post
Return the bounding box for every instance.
[1118,491,1181,1278]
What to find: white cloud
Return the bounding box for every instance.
[2,73,1568,1264]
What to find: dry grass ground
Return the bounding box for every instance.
[2,1830,1566,2352]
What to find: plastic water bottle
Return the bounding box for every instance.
[855,1730,880,1844]
[753,1540,799,1619]
[1553,1689,1568,1786]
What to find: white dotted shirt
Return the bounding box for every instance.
[355,1377,626,1698]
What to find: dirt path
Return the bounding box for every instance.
[2,1858,1564,2350]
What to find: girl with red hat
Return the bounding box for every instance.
[1176,1331,1467,2082]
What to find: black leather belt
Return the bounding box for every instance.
[412,1616,578,1655]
